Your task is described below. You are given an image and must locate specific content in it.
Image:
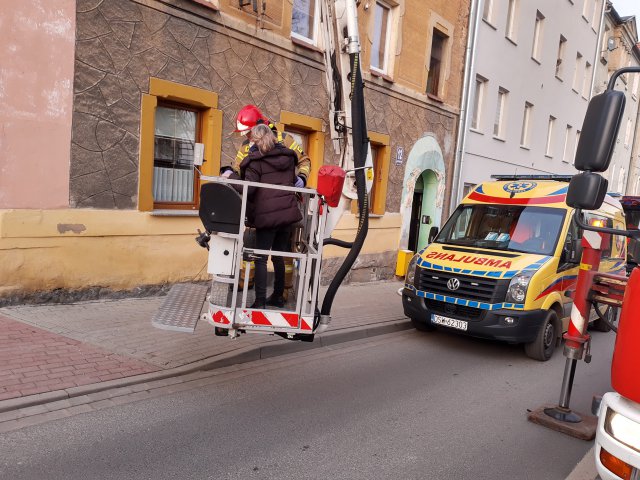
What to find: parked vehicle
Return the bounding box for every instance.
[402,175,626,361]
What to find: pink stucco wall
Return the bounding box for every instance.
[0,0,75,209]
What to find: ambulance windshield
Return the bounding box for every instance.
[435,205,566,256]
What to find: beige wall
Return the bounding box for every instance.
[0,209,401,296]
[0,0,75,209]
[359,0,469,111]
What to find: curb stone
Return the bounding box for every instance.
[0,318,411,414]
[565,446,598,480]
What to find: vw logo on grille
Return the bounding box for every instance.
[447,278,460,291]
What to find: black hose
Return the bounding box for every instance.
[321,52,369,317]
[591,301,618,332]
[323,238,354,249]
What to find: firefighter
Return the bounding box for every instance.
[230,105,311,188]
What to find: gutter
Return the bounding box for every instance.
[450,0,481,212]
[590,0,608,99]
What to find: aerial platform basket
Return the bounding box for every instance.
[153,176,327,340]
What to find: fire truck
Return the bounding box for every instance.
[535,67,640,478]
[152,0,373,341]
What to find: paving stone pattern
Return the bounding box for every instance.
[0,315,157,402]
[0,281,407,402]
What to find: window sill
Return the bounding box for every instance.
[370,69,394,83]
[545,154,553,159]
[190,0,219,10]
[427,93,444,103]
[492,135,506,142]
[582,15,589,23]
[482,18,497,30]
[150,209,200,217]
[572,87,580,95]
[531,56,541,65]
[505,36,517,46]
[469,128,484,135]
[555,74,563,82]
[291,35,323,54]
[562,160,569,164]
[520,145,530,151]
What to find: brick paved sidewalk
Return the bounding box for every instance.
[0,280,407,404]
[0,316,157,401]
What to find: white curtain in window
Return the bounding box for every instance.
[152,106,197,203]
[153,167,194,202]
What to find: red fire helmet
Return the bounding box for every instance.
[235,105,268,135]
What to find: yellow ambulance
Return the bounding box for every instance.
[402,175,626,361]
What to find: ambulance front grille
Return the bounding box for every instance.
[417,268,509,303]
[425,300,482,319]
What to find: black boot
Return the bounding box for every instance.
[266,293,286,308]
[250,298,266,309]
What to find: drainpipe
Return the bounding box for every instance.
[450,0,481,212]
[589,0,608,99]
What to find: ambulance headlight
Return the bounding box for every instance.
[506,272,533,304]
[405,254,420,286]
[604,407,640,453]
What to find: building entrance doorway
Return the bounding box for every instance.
[407,169,438,252]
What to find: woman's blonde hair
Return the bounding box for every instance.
[251,124,276,154]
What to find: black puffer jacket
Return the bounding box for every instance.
[239,144,303,229]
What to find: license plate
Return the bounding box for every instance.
[431,314,468,331]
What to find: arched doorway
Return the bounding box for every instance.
[407,170,439,252]
[399,135,446,253]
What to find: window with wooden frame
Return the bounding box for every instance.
[152,102,202,209]
[424,14,453,100]
[427,29,448,97]
[368,132,391,216]
[138,78,222,212]
[291,0,320,46]
[277,111,325,188]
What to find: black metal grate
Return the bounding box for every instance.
[417,268,509,303]
[425,300,483,319]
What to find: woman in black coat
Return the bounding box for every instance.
[239,124,302,309]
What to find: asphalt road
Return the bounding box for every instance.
[0,326,615,480]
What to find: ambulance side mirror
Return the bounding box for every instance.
[562,233,582,264]
[428,226,439,244]
[575,90,625,172]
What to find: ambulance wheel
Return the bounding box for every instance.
[411,317,435,332]
[524,311,558,361]
[592,306,615,332]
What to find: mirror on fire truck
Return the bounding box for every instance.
[574,90,625,172]
[567,172,609,210]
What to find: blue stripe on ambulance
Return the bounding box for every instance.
[405,285,525,311]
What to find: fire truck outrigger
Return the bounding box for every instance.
[152,0,373,341]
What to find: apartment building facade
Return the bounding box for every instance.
[593,3,640,194]
[453,0,606,204]
[0,0,470,300]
